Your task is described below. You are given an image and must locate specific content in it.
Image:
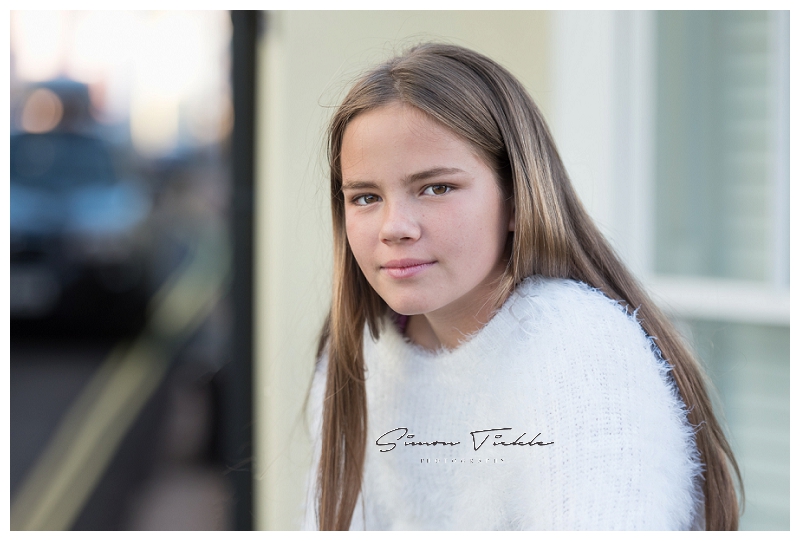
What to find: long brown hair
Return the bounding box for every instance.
[314,42,741,531]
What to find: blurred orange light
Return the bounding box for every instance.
[21,88,64,133]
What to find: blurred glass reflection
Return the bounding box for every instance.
[655,11,782,282]
[10,10,236,530]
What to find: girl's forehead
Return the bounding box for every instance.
[345,103,447,140]
[341,103,490,169]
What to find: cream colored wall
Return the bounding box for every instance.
[253,10,550,530]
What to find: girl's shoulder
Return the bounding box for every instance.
[508,276,669,386]
[504,278,703,530]
[514,276,633,320]
[511,276,648,341]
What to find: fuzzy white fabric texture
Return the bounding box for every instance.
[302,276,705,530]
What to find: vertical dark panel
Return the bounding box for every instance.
[225,9,258,531]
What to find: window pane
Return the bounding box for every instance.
[655,11,775,281]
[681,319,789,530]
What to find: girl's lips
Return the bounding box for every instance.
[381,260,436,279]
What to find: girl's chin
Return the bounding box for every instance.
[384,298,437,317]
[379,288,460,317]
[387,305,427,317]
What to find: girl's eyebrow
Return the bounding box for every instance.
[341,167,466,191]
[405,166,465,183]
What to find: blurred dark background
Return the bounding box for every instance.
[10,11,254,530]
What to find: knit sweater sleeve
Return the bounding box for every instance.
[509,281,703,530]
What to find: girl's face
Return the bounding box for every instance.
[340,102,514,319]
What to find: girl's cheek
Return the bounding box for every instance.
[345,221,367,243]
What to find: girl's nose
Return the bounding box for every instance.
[379,200,421,244]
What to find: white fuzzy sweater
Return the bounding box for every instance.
[303,277,704,530]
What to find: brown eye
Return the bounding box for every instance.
[354,194,380,206]
[425,185,451,196]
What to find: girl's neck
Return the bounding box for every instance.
[404,284,510,351]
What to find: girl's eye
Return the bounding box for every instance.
[353,194,380,206]
[423,184,451,196]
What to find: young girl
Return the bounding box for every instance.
[304,42,741,530]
